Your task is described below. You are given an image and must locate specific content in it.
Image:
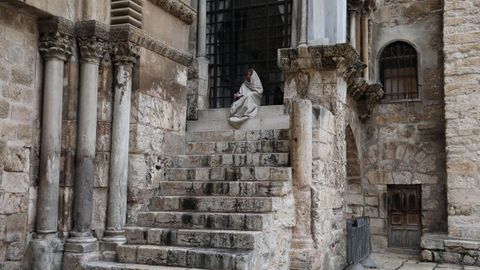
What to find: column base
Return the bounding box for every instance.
[65,234,98,253]
[23,233,64,270]
[102,229,126,244]
[289,237,317,270]
[63,250,99,270]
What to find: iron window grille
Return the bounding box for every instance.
[379,41,419,100]
[206,0,292,108]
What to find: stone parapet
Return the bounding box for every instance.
[110,24,193,67]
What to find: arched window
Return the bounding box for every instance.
[379,41,418,100]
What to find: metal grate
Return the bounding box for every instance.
[207,0,292,108]
[379,41,418,100]
[346,217,372,265]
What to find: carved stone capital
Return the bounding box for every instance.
[348,0,364,12]
[149,0,197,25]
[111,41,140,67]
[278,43,384,120]
[38,17,74,61]
[76,20,110,63]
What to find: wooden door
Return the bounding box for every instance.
[388,185,421,249]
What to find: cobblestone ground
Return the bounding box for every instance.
[371,253,480,270]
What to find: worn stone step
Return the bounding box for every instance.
[136,211,264,231]
[117,245,254,270]
[187,116,289,132]
[197,105,286,121]
[149,196,272,213]
[185,140,290,155]
[165,167,292,182]
[187,129,290,143]
[83,261,202,270]
[173,153,289,168]
[157,181,288,197]
[125,227,259,250]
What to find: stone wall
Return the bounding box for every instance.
[443,0,480,241]
[362,0,447,251]
[0,5,40,269]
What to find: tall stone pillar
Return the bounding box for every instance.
[349,10,357,49]
[298,0,308,47]
[197,0,207,58]
[290,99,315,270]
[65,21,109,257]
[361,11,369,79]
[102,41,140,244]
[27,17,74,270]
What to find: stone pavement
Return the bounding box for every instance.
[371,253,480,270]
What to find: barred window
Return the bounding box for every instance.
[379,41,419,100]
[207,0,292,108]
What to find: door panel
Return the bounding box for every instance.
[388,185,421,249]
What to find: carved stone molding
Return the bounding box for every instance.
[110,24,193,66]
[149,0,196,25]
[111,41,140,67]
[76,21,110,63]
[278,43,383,120]
[38,17,74,61]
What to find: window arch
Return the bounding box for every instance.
[379,41,419,100]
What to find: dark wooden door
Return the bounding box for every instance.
[388,185,421,249]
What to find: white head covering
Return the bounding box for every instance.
[242,70,263,95]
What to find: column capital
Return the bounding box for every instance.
[111,41,140,67]
[38,16,74,61]
[76,20,110,64]
[347,0,364,12]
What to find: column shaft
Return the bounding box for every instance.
[298,0,308,46]
[72,61,100,236]
[36,58,65,234]
[349,11,357,49]
[291,99,313,247]
[361,14,369,79]
[197,0,207,57]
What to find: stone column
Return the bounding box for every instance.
[191,0,209,114]
[291,0,299,47]
[349,10,357,49]
[290,99,315,270]
[103,41,140,244]
[361,11,369,79]
[65,21,108,254]
[28,17,74,270]
[197,0,207,58]
[298,0,308,47]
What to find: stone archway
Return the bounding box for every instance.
[346,125,364,217]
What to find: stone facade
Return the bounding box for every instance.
[0,5,40,269]
[363,0,447,251]
[0,0,479,269]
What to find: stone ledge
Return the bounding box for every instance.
[110,24,193,66]
[444,239,480,250]
[148,0,196,25]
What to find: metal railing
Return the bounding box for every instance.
[346,217,372,266]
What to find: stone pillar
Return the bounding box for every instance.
[65,21,108,256]
[197,0,207,58]
[103,41,140,244]
[28,17,74,270]
[298,0,308,47]
[291,0,299,47]
[361,12,369,79]
[290,99,315,270]
[349,10,357,49]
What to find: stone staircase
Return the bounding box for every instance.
[84,105,294,270]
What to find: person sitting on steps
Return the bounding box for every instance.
[228,68,264,129]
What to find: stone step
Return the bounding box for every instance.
[83,261,202,270]
[136,211,264,231]
[117,245,254,270]
[197,105,286,121]
[187,115,289,132]
[173,153,289,168]
[185,140,289,155]
[165,167,292,182]
[149,196,272,213]
[156,181,288,197]
[125,227,259,250]
[186,129,290,143]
